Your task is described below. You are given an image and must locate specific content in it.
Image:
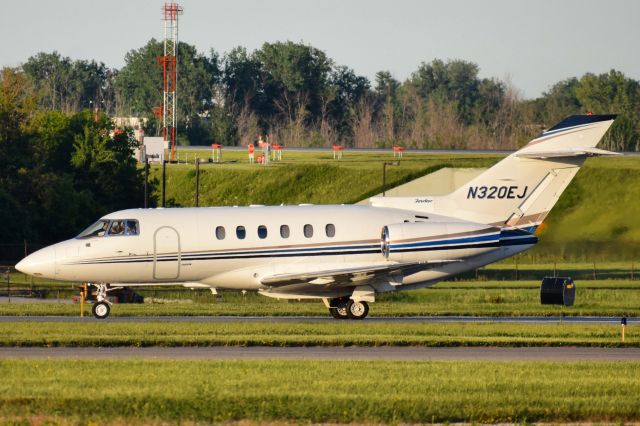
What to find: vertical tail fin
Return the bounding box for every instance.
[443,114,617,228]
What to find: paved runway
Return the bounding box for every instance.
[0,315,636,323]
[1,346,639,360]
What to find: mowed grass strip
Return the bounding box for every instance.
[0,359,638,423]
[151,152,499,207]
[436,278,640,289]
[0,322,637,347]
[2,280,640,317]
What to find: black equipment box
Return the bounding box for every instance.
[540,277,575,306]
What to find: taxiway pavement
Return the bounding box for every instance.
[0,315,635,324]
[1,346,639,360]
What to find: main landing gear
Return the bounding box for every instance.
[328,298,369,320]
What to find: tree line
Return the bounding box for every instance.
[15,40,640,151]
[1,40,639,254]
[0,68,144,251]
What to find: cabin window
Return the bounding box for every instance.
[108,220,139,236]
[215,226,226,240]
[108,221,125,236]
[236,226,246,239]
[325,223,336,238]
[303,224,314,238]
[77,220,110,238]
[76,219,139,238]
[258,225,268,239]
[280,225,290,238]
[124,220,139,236]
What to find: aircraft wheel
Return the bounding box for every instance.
[92,302,110,319]
[328,299,349,319]
[347,300,369,320]
[329,306,349,319]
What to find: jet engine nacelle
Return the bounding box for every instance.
[381,221,501,263]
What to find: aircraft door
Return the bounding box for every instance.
[153,226,181,280]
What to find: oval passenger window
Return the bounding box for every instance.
[325,224,335,238]
[280,225,290,238]
[215,226,226,240]
[258,225,267,239]
[303,224,313,238]
[236,226,246,239]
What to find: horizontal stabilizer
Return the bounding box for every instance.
[516,147,620,159]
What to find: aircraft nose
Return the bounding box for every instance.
[15,246,56,279]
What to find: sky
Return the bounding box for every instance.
[2,0,639,99]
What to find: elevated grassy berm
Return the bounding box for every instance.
[150,151,640,261]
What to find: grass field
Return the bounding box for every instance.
[149,151,499,207]
[0,359,638,424]
[0,321,636,347]
[2,279,640,317]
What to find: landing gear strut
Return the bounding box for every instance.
[328,298,369,320]
[89,283,121,319]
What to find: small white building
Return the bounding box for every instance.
[136,137,167,163]
[113,117,167,164]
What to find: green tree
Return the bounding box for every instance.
[222,47,263,114]
[22,52,73,111]
[575,70,640,151]
[326,65,370,142]
[256,41,333,129]
[115,39,219,144]
[536,78,581,125]
[22,52,115,114]
[410,59,478,123]
[69,110,143,213]
[0,68,35,244]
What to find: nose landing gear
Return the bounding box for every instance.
[88,283,122,319]
[92,301,110,319]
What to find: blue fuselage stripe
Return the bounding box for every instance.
[69,232,537,265]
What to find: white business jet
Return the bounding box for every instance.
[16,115,617,319]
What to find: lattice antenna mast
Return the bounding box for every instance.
[160,2,183,161]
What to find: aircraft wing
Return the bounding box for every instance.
[260,260,458,287]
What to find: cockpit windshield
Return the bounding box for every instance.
[77,219,139,238]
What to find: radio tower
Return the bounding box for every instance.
[159,2,183,161]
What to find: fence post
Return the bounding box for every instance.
[5,268,10,303]
[592,261,597,280]
[144,158,149,208]
[162,160,167,207]
[80,286,84,318]
[632,260,635,280]
[195,157,200,207]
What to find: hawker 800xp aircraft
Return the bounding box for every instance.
[16,115,617,319]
